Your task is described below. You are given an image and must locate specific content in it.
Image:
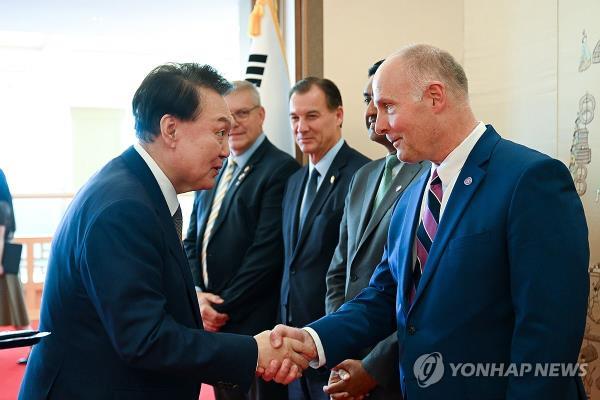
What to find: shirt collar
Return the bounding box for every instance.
[431,122,486,191]
[133,142,180,216]
[309,138,345,178]
[231,133,266,170]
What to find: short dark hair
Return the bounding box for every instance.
[368,59,385,77]
[132,63,232,142]
[289,76,342,110]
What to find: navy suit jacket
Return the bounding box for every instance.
[20,147,257,400]
[184,138,299,335]
[310,126,589,400]
[280,142,369,328]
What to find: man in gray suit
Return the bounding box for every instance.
[323,60,429,399]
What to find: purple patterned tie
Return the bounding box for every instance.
[410,169,443,304]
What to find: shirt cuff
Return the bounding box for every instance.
[195,286,202,292]
[254,338,259,370]
[302,327,326,368]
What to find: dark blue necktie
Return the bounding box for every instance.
[299,169,319,232]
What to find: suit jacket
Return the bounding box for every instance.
[280,142,369,328]
[0,168,15,238]
[184,138,299,335]
[20,147,257,400]
[310,126,589,400]
[325,157,428,397]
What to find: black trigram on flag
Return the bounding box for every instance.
[245,54,268,87]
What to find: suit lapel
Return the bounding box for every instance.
[409,128,501,309]
[294,145,349,253]
[398,171,428,316]
[288,168,308,249]
[121,147,201,327]
[356,162,426,256]
[208,140,270,238]
[196,182,218,247]
[355,160,384,241]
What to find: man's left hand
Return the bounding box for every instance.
[196,292,229,332]
[323,359,378,399]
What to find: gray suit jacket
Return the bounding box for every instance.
[325,157,429,397]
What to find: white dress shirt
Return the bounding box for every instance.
[133,143,180,217]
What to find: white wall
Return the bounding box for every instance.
[464,0,558,156]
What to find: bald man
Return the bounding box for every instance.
[268,44,589,400]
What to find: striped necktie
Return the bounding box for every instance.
[201,159,236,287]
[410,169,443,304]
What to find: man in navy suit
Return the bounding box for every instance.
[267,44,589,400]
[19,64,313,400]
[323,60,428,400]
[184,80,299,400]
[280,77,369,400]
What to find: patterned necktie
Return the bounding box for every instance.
[201,158,236,287]
[410,169,443,303]
[373,155,400,210]
[172,206,183,242]
[299,168,320,233]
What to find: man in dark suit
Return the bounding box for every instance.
[184,80,299,400]
[323,60,428,399]
[19,64,313,400]
[280,77,369,400]
[268,44,589,400]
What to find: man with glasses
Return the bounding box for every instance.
[184,80,299,400]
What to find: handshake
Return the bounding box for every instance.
[254,325,317,384]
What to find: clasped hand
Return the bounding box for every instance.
[254,324,318,384]
[324,359,378,399]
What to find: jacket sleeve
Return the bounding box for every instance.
[309,241,398,368]
[361,332,399,389]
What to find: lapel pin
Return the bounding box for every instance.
[330,175,336,184]
[395,185,402,192]
[236,165,252,186]
[236,173,246,185]
[464,177,473,186]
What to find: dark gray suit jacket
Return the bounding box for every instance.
[325,157,429,398]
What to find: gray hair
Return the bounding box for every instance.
[394,44,468,101]
[231,80,262,106]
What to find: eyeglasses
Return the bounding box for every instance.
[232,105,260,121]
